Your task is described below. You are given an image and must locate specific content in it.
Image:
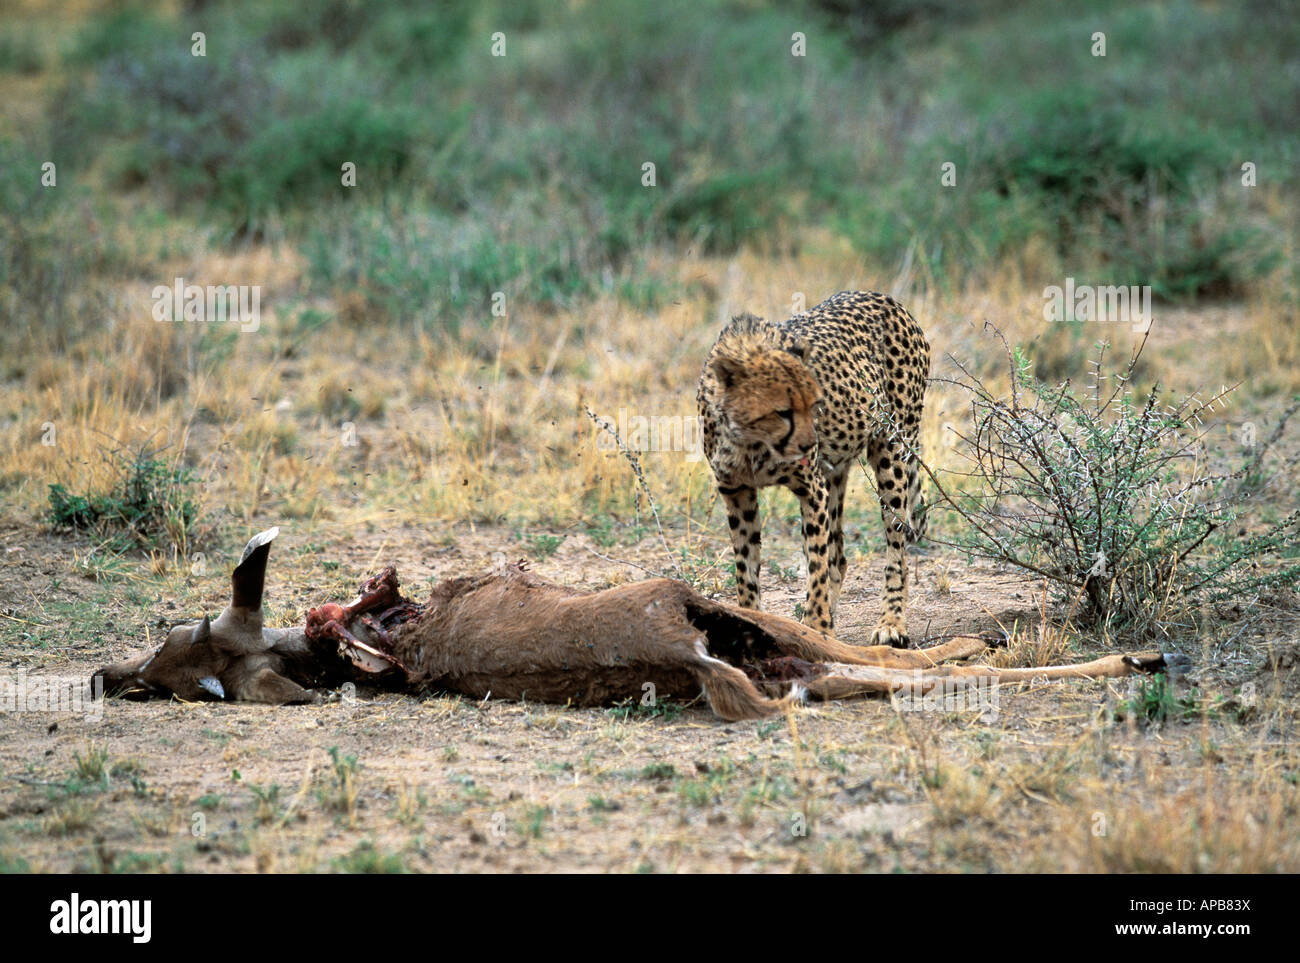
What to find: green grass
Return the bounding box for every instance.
[317,746,360,817]
[604,697,686,722]
[47,443,201,553]
[1118,674,1201,725]
[71,744,109,782]
[333,839,407,873]
[675,755,737,807]
[518,530,564,558]
[518,804,549,838]
[0,850,32,873]
[636,762,677,781]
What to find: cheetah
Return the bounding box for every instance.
[696,291,930,646]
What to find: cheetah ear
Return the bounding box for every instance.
[710,355,746,389]
[784,339,809,362]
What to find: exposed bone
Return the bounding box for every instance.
[305,567,411,674]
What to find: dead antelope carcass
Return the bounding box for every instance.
[93,528,1189,721]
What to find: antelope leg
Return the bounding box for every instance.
[722,603,997,668]
[969,651,1190,683]
[797,652,1190,703]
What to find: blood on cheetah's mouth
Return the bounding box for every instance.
[771,450,810,469]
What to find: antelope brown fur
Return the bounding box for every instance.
[93,529,1189,722]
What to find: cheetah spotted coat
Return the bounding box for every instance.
[696,291,930,645]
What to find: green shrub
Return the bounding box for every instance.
[47,443,202,552]
[928,326,1300,643]
[359,0,476,74]
[67,40,274,194]
[813,0,1017,49]
[662,169,790,254]
[219,99,417,224]
[64,10,418,231]
[844,85,1272,299]
[979,90,1215,212]
[333,841,406,874]
[837,0,1297,296]
[257,0,374,51]
[973,90,1264,299]
[0,29,45,74]
[67,6,171,65]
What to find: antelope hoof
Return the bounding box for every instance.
[1123,652,1192,675]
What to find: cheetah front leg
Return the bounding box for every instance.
[721,486,762,609]
[869,438,911,648]
[793,470,835,636]
[825,467,849,610]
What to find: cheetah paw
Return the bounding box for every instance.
[870,624,910,649]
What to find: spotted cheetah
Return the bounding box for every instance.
[696,291,930,646]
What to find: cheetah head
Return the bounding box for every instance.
[708,321,822,467]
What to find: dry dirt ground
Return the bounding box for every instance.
[2,517,1297,873]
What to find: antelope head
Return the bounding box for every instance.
[93,527,316,704]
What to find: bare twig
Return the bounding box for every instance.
[582,404,684,579]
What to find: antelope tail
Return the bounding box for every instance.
[694,658,804,721]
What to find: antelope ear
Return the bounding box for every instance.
[231,527,279,614]
[710,355,745,389]
[192,614,212,644]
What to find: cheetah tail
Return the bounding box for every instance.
[906,464,928,545]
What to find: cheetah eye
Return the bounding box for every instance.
[775,408,793,421]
